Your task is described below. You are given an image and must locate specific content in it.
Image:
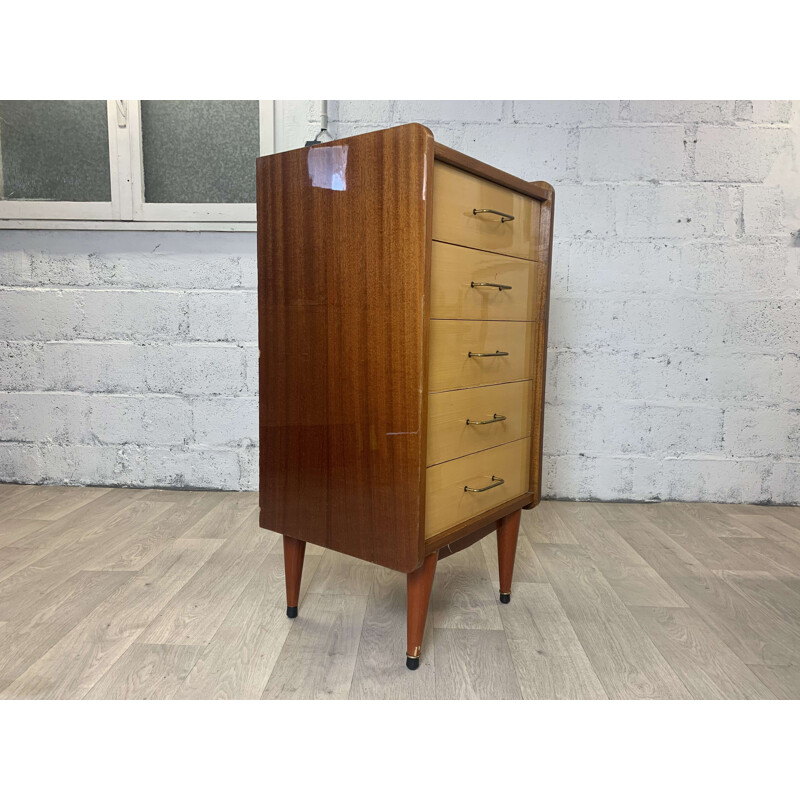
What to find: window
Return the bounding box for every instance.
[0,100,275,230]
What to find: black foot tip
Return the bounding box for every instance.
[286,605,298,618]
[499,593,511,604]
[406,655,420,671]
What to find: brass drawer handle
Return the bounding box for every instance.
[464,475,505,493]
[466,414,507,426]
[471,281,512,291]
[473,208,514,223]
[468,350,508,358]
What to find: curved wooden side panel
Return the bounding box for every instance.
[527,181,555,508]
[257,123,435,572]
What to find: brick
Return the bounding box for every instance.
[725,300,800,352]
[742,185,785,235]
[615,185,739,238]
[767,461,800,505]
[0,289,82,340]
[0,442,41,483]
[193,397,259,446]
[329,100,393,124]
[578,126,685,181]
[30,253,94,285]
[542,454,635,500]
[567,239,677,294]
[140,446,240,490]
[85,395,192,446]
[554,185,615,237]
[677,241,788,295]
[694,126,791,182]
[80,290,187,342]
[0,392,85,442]
[42,342,147,393]
[0,342,44,390]
[665,352,784,404]
[723,407,790,457]
[145,344,245,395]
[238,446,259,491]
[552,349,668,404]
[88,251,244,289]
[396,100,502,123]
[735,100,792,124]
[513,101,618,126]
[623,101,734,123]
[461,124,570,181]
[242,345,259,396]
[639,457,771,503]
[187,291,257,342]
[548,297,727,351]
[0,250,34,285]
[782,355,800,401]
[545,402,722,457]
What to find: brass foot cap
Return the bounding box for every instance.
[406,654,420,671]
[286,605,298,618]
[499,592,511,604]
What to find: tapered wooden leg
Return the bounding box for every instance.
[406,551,438,670]
[283,535,306,618]
[497,509,521,604]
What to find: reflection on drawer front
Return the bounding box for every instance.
[427,381,532,466]
[433,161,539,261]
[428,320,533,392]
[430,241,536,321]
[425,437,531,538]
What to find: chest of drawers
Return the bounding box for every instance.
[257,123,554,669]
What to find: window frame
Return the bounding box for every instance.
[0,99,276,231]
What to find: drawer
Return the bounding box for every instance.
[428,320,533,392]
[430,241,536,321]
[425,437,531,538]
[432,161,539,261]
[426,381,532,466]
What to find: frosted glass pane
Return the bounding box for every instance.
[141,101,259,203]
[0,100,111,201]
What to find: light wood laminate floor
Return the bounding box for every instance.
[1,484,799,700]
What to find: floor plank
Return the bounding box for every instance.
[431,545,503,630]
[349,568,436,700]
[174,553,322,700]
[535,544,692,699]
[0,569,130,692]
[501,583,607,700]
[1,539,221,700]
[630,606,776,700]
[1,486,799,700]
[748,665,800,699]
[84,644,205,700]
[434,629,522,700]
[137,509,273,646]
[262,593,367,700]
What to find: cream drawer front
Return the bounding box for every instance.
[430,241,536,321]
[428,320,533,392]
[425,438,531,538]
[432,162,539,261]
[426,381,532,466]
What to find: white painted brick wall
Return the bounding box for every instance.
[1,100,799,504]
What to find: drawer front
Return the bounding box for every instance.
[425,437,531,538]
[431,241,536,321]
[432,161,539,261]
[428,320,533,392]
[426,381,532,466]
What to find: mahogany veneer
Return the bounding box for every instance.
[257,123,554,668]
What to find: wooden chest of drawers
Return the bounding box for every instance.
[257,124,554,669]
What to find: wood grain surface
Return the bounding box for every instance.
[2,484,800,699]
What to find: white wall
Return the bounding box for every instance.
[1,100,799,502]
